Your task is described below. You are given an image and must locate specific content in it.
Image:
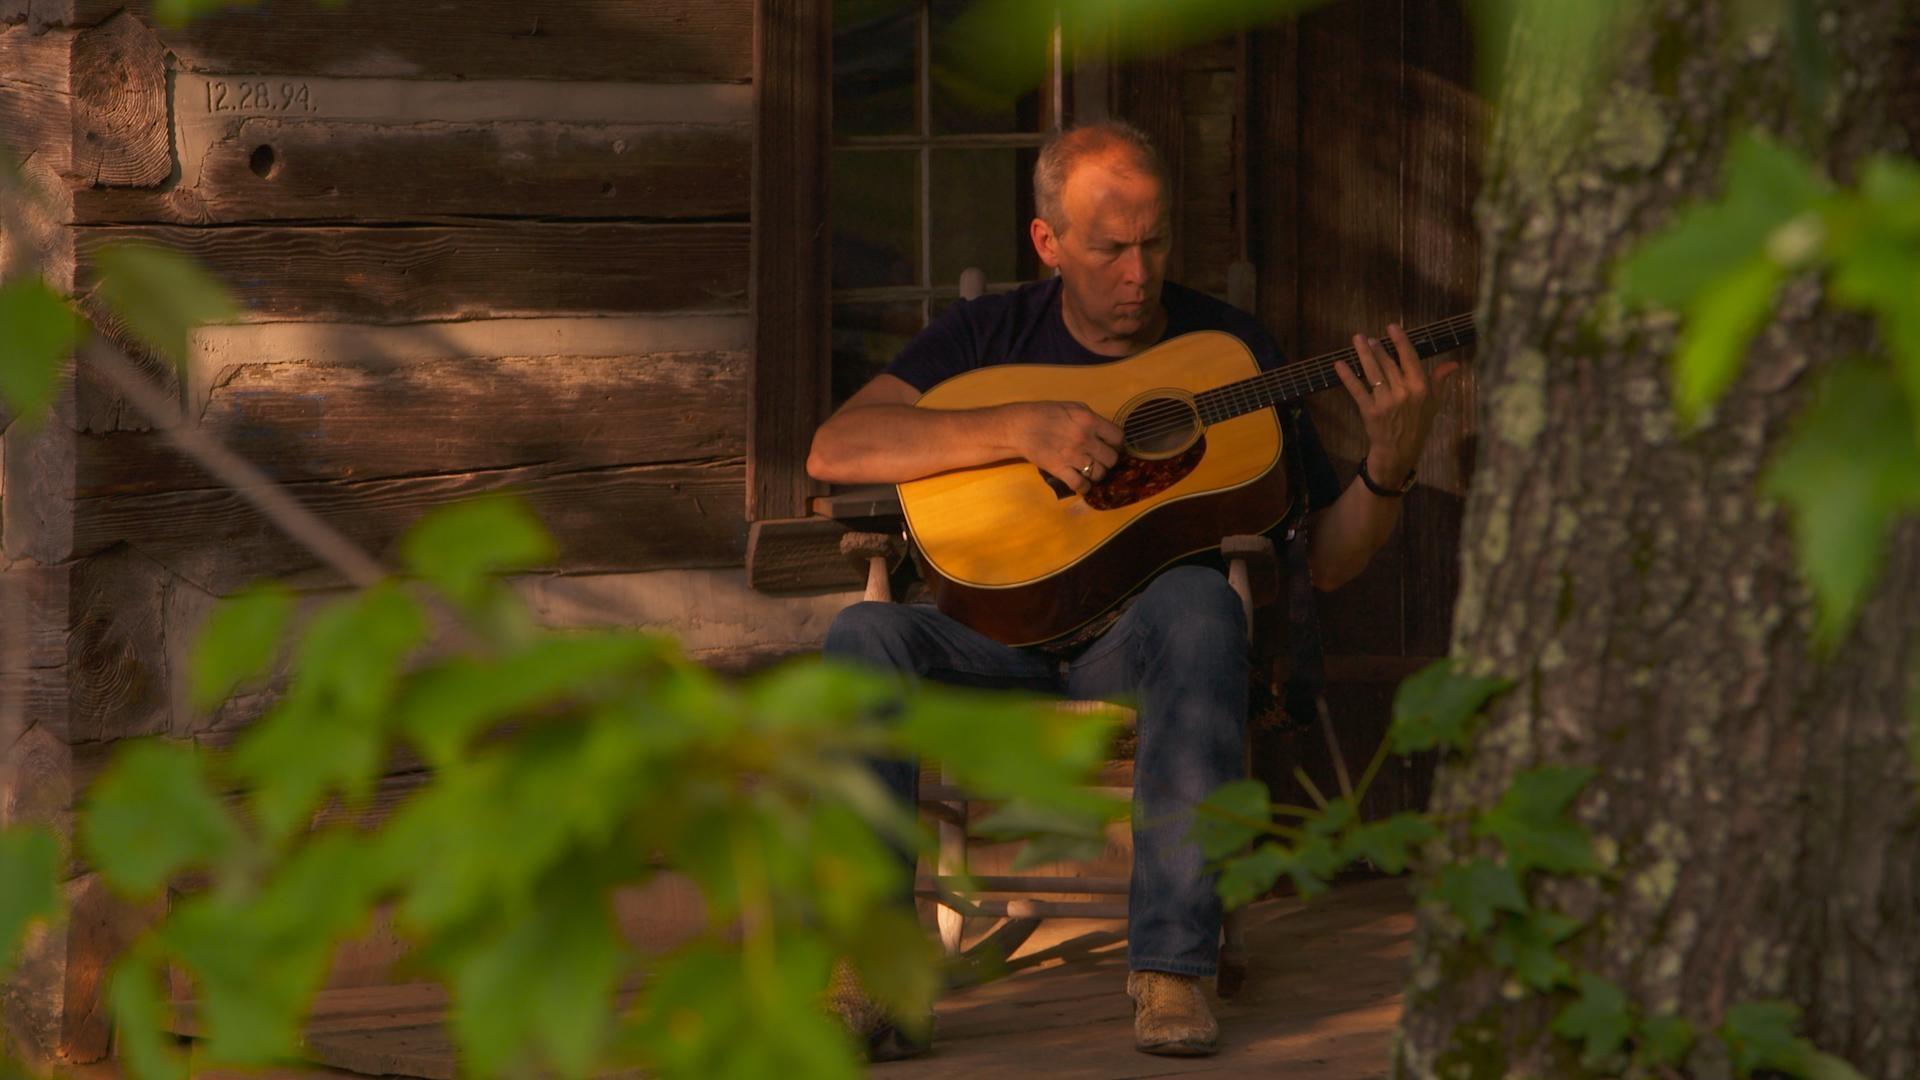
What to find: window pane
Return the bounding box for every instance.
[834,0,918,137]
[929,0,1046,134]
[930,148,1035,287]
[832,301,925,407]
[833,150,920,289]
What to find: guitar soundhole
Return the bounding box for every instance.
[1084,436,1206,510]
[1123,396,1200,457]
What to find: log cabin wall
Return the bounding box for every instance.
[0,0,855,1061]
[1113,0,1484,820]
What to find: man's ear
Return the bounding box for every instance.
[1030,217,1060,270]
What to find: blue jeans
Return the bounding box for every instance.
[821,564,1248,977]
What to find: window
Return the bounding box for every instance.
[828,0,1069,406]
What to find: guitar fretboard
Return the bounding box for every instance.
[1192,313,1477,426]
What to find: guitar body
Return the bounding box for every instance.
[899,331,1294,646]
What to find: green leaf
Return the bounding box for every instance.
[1340,812,1438,873]
[1720,999,1804,1076]
[1189,778,1272,859]
[1473,765,1598,875]
[395,631,668,766]
[1833,157,1920,419]
[840,907,939,1027]
[897,688,1118,818]
[92,243,240,367]
[1669,256,1783,423]
[1552,972,1633,1068]
[1427,857,1527,939]
[1216,844,1288,909]
[745,659,897,733]
[401,496,555,608]
[1715,999,1865,1078]
[1639,1013,1697,1069]
[1389,661,1513,754]
[1763,361,1920,645]
[231,584,425,840]
[109,959,189,1080]
[163,895,331,1066]
[188,583,294,711]
[447,872,626,1078]
[0,828,59,966]
[149,0,263,27]
[0,278,80,423]
[1617,132,1826,309]
[80,740,240,896]
[1490,909,1580,991]
[1796,1049,1872,1080]
[972,799,1114,870]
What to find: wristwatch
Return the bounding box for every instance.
[1358,457,1416,497]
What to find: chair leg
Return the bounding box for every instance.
[1218,910,1250,998]
[937,764,967,956]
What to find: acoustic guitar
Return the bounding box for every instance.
[897,313,1477,646]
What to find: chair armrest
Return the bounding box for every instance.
[1220,534,1280,611]
[840,531,905,603]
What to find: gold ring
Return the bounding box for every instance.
[1372,381,1384,389]
[1079,462,1095,478]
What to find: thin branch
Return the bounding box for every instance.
[80,339,389,589]
[1315,695,1355,802]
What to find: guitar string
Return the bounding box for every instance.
[1152,315,1477,437]
[1115,315,1479,444]
[1117,315,1477,448]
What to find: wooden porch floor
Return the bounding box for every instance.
[177,877,1411,1079]
[877,876,1411,1079]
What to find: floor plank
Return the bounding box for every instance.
[877,877,1411,1079]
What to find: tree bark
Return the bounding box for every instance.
[1396,2,1920,1077]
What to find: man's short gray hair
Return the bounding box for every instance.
[1032,121,1169,236]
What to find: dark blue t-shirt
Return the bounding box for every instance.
[884,277,1342,512]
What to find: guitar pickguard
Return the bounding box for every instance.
[1084,437,1207,510]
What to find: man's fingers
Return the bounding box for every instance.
[1352,334,1387,395]
[1387,324,1421,392]
[1432,359,1462,386]
[1331,354,1374,410]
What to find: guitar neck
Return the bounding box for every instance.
[1195,313,1477,426]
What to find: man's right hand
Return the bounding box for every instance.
[998,401,1125,495]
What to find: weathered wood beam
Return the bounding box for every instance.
[748,0,831,521]
[78,78,752,225]
[61,222,749,323]
[76,350,749,496]
[72,460,750,593]
[12,0,752,82]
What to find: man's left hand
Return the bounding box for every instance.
[1330,322,1460,488]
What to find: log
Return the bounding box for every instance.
[67,11,168,187]
[80,118,751,225]
[744,516,861,593]
[76,350,748,496]
[517,568,856,654]
[0,25,71,174]
[2,383,76,563]
[65,545,171,743]
[65,223,749,323]
[71,459,749,593]
[26,0,752,82]
[178,313,748,412]
[60,872,165,1062]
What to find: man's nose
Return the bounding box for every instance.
[1117,245,1146,284]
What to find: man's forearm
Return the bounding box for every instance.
[806,404,1020,484]
[1306,458,1410,590]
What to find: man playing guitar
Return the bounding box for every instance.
[807,121,1457,1059]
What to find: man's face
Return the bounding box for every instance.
[1031,155,1171,349]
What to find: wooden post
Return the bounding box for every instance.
[748,0,831,521]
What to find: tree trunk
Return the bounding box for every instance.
[1396,2,1920,1077]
